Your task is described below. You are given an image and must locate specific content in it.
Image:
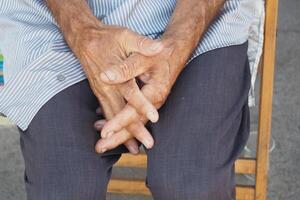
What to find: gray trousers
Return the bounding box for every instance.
[18,42,251,200]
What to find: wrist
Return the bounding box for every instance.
[62,12,104,50]
[67,20,104,55]
[161,34,194,67]
[157,36,190,85]
[46,0,104,52]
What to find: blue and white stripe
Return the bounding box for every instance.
[0,0,264,130]
[0,52,3,85]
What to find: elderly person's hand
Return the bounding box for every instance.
[92,0,226,153]
[70,23,164,154]
[94,37,191,153]
[46,0,166,154]
[74,24,163,121]
[46,0,225,154]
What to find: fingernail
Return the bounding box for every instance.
[128,145,139,154]
[100,71,116,82]
[96,107,102,115]
[94,124,102,130]
[94,121,105,129]
[150,42,162,51]
[147,111,159,122]
[145,139,153,149]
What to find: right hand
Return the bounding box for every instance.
[71,23,164,154]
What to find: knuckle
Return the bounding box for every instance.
[96,85,114,100]
[112,137,120,146]
[131,54,142,66]
[119,62,132,79]
[93,73,102,83]
[156,86,169,103]
[82,37,98,51]
[124,86,138,101]
[133,129,143,139]
[100,84,112,93]
[161,85,170,96]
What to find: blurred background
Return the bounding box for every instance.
[0,0,299,199]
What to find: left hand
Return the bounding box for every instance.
[95,37,189,152]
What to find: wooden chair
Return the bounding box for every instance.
[108,0,278,199]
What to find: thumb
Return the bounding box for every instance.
[124,30,164,56]
[100,53,150,84]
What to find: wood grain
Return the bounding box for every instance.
[108,179,255,200]
[115,154,256,174]
[255,0,278,199]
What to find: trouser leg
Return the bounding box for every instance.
[18,80,120,200]
[146,42,251,200]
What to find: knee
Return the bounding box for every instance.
[26,166,109,200]
[146,175,204,200]
[26,172,108,200]
[146,170,235,200]
[24,155,113,200]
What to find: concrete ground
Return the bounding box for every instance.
[0,0,299,199]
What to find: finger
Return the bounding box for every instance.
[100,83,166,137]
[95,107,103,115]
[124,139,140,155]
[123,30,164,56]
[101,104,140,137]
[96,97,116,120]
[127,121,154,149]
[96,122,153,153]
[138,73,151,83]
[94,119,106,131]
[94,120,139,154]
[100,53,151,84]
[141,83,167,108]
[118,79,158,122]
[95,129,131,153]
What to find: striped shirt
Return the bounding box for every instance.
[0,0,265,131]
[0,53,3,86]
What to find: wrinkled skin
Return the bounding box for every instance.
[46,0,225,154]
